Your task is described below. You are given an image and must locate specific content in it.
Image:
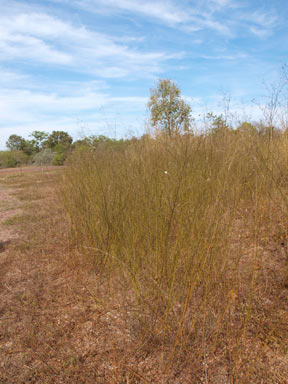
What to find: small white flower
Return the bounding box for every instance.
[164,170,168,174]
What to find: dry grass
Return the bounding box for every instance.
[61,131,288,383]
[0,130,288,383]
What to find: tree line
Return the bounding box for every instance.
[1,78,285,168]
[1,130,134,168]
[1,130,73,168]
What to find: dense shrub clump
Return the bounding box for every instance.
[0,150,29,168]
[61,127,288,380]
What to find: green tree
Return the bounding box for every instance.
[206,113,230,134]
[148,79,193,136]
[73,135,127,151]
[45,131,73,149]
[29,131,49,152]
[6,134,27,151]
[21,141,35,156]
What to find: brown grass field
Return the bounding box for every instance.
[0,167,178,384]
[1,134,288,384]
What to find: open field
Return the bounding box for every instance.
[1,131,288,383]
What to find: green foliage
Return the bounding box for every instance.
[21,141,35,156]
[6,134,27,151]
[6,132,48,157]
[52,152,65,166]
[45,131,73,149]
[0,150,29,168]
[73,137,94,148]
[73,135,129,151]
[29,131,49,152]
[2,130,74,169]
[148,79,193,136]
[206,112,231,134]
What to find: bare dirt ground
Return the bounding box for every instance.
[0,166,63,175]
[0,190,21,246]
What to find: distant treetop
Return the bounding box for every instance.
[148,79,193,137]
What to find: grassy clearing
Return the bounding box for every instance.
[61,130,288,382]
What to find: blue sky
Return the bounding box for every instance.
[0,0,287,148]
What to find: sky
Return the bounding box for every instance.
[0,0,287,148]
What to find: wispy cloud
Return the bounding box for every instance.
[201,52,248,60]
[0,9,177,78]
[249,26,271,38]
[0,33,72,65]
[76,0,192,24]
[67,0,278,38]
[0,67,28,86]
[72,0,234,36]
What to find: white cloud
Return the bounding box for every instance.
[0,0,276,83]
[76,0,191,24]
[67,0,233,35]
[0,9,176,78]
[201,52,248,60]
[0,33,72,65]
[249,26,271,38]
[67,0,277,38]
[0,88,108,123]
[0,67,28,85]
[233,9,277,38]
[249,11,277,28]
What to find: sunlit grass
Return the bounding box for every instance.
[61,129,288,381]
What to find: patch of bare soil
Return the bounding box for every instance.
[0,166,63,175]
[0,185,22,249]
